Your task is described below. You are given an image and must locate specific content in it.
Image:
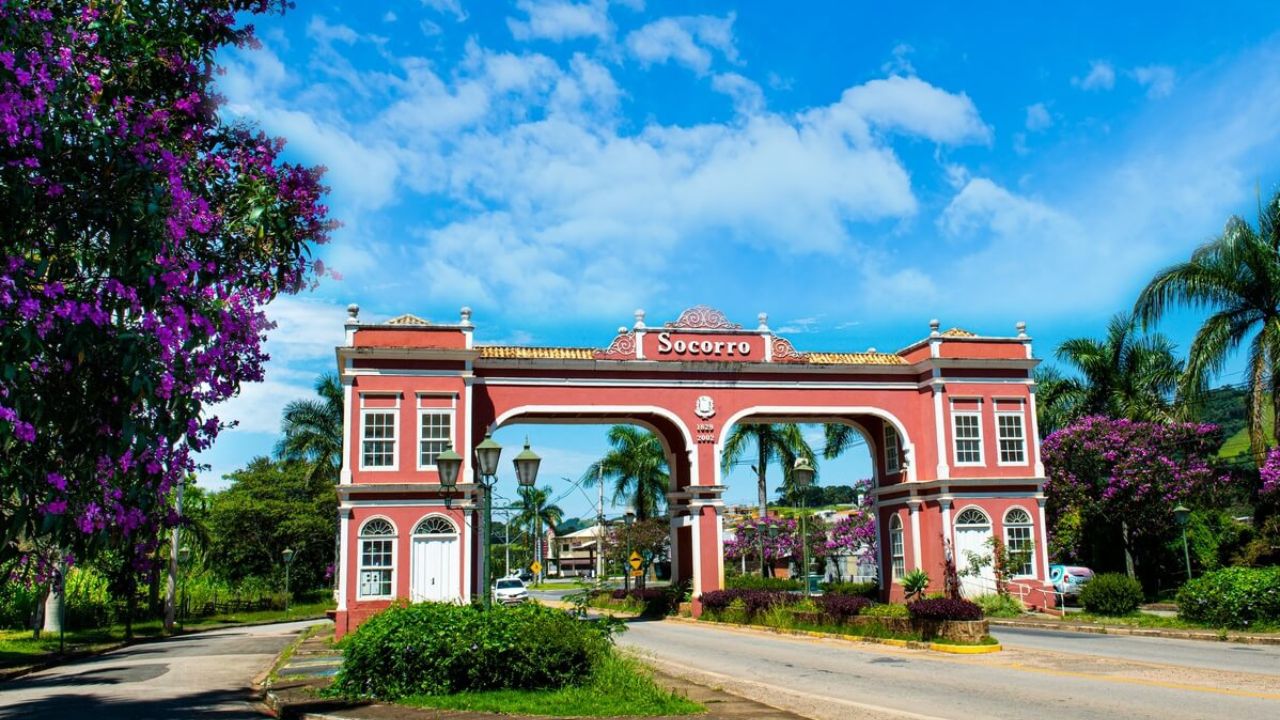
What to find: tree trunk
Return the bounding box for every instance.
[756,441,768,519]
[42,576,64,634]
[1121,520,1136,579]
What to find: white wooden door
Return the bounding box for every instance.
[954,511,994,598]
[411,536,457,602]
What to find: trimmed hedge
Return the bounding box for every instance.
[818,581,879,599]
[906,598,982,621]
[699,589,797,616]
[725,575,803,591]
[332,602,610,700]
[1177,566,1280,628]
[1079,573,1143,616]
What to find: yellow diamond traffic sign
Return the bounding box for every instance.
[530,561,542,575]
[628,551,643,570]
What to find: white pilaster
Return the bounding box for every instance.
[907,498,923,571]
[337,508,350,611]
[1036,495,1051,581]
[932,381,950,480]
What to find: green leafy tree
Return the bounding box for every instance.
[276,373,343,484]
[582,426,669,520]
[1135,191,1280,461]
[1043,313,1183,425]
[206,457,337,593]
[721,423,816,518]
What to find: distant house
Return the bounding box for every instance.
[551,525,605,577]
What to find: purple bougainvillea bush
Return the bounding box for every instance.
[1041,416,1226,565]
[0,1,334,577]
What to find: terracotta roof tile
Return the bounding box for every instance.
[478,346,595,360]
[941,327,977,338]
[805,352,906,365]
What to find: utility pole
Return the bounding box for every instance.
[596,464,605,580]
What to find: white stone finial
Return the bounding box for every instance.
[867,347,877,353]
[346,303,360,322]
[634,309,646,329]
[1016,321,1027,338]
[929,319,941,337]
[757,312,769,332]
[460,306,473,327]
[617,326,628,335]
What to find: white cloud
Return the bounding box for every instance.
[1025,102,1052,131]
[1075,60,1116,91]
[307,16,359,45]
[383,11,397,22]
[1132,64,1176,98]
[833,75,992,145]
[626,14,738,74]
[881,43,916,76]
[508,0,611,42]
[711,72,764,114]
[421,0,467,21]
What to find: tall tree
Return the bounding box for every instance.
[1046,313,1183,423]
[513,486,564,565]
[1135,192,1280,461]
[581,426,670,521]
[0,1,331,571]
[276,373,344,483]
[721,423,816,518]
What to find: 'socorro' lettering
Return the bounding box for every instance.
[656,332,752,357]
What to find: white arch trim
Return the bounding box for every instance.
[412,512,460,535]
[715,405,917,485]
[358,515,398,535]
[954,505,992,526]
[1003,505,1033,525]
[491,404,698,487]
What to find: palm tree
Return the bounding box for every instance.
[1135,192,1280,460]
[581,426,670,521]
[276,373,343,483]
[1047,312,1183,423]
[514,486,564,577]
[1031,365,1077,438]
[720,423,816,518]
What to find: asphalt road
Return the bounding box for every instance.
[616,619,1280,720]
[993,624,1280,676]
[0,620,318,720]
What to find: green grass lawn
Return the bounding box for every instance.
[401,651,703,717]
[0,600,333,670]
[1058,611,1280,633]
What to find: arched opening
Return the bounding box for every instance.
[954,506,994,597]
[717,413,885,588]
[409,514,460,603]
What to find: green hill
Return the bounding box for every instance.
[1218,407,1274,463]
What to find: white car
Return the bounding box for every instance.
[494,577,529,605]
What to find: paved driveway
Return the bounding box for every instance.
[0,620,319,720]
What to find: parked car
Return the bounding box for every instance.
[516,569,534,583]
[1049,564,1094,604]
[494,577,529,605]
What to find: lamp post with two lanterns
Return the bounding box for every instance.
[434,433,541,607]
[792,457,816,597]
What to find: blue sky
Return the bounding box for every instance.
[200,1,1280,517]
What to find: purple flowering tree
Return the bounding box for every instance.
[1042,416,1225,583]
[0,0,333,583]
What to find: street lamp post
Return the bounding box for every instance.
[1173,505,1192,581]
[282,547,295,617]
[792,458,815,597]
[468,433,542,607]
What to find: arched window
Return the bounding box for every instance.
[883,425,901,474]
[889,514,905,580]
[358,518,396,599]
[955,507,991,526]
[1003,507,1035,577]
[414,516,458,535]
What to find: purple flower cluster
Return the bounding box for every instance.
[1261,448,1280,496]
[0,1,334,572]
[1042,416,1226,557]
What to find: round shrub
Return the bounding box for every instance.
[332,602,610,700]
[1176,566,1280,628]
[906,598,982,621]
[816,594,872,622]
[1079,573,1144,616]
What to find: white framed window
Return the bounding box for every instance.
[1003,508,1035,577]
[417,410,454,470]
[358,518,396,599]
[361,409,397,470]
[413,515,458,536]
[997,413,1027,465]
[952,412,983,466]
[883,425,900,475]
[889,514,905,580]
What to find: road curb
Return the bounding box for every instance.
[987,618,1280,645]
[663,614,1002,654]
